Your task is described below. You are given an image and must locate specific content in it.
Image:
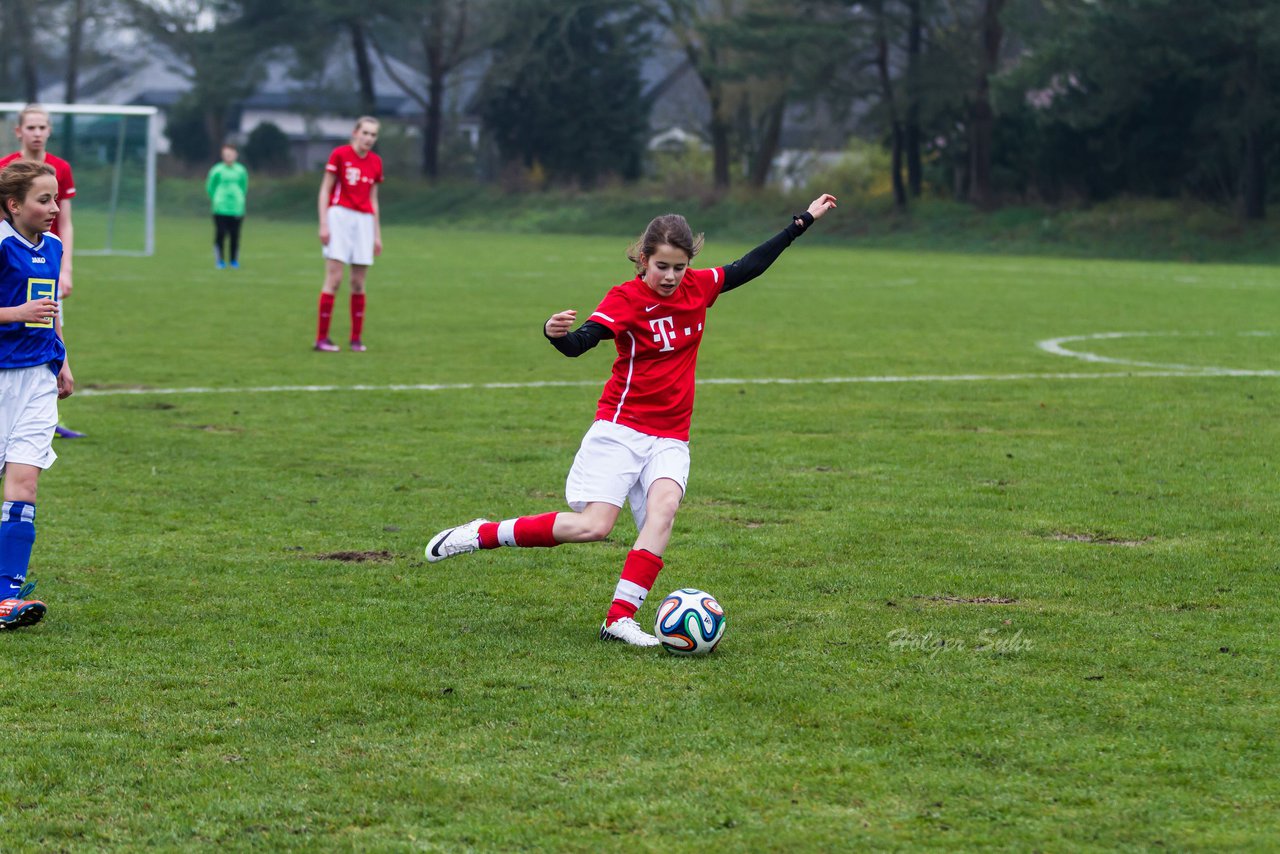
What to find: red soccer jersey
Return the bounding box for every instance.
[588,266,725,441]
[324,144,383,213]
[0,151,75,237]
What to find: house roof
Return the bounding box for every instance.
[41,43,430,119]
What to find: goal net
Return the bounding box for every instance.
[0,102,157,257]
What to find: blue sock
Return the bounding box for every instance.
[0,501,35,598]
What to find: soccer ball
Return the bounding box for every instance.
[654,589,726,655]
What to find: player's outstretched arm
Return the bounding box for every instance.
[721,193,838,293]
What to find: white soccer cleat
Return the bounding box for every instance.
[599,616,660,647]
[425,518,489,563]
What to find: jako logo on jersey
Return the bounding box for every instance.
[29,256,45,264]
[648,316,704,352]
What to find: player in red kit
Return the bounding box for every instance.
[314,116,382,353]
[425,193,838,647]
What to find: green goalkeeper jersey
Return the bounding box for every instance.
[206,162,248,217]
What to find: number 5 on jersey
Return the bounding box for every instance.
[25,278,55,328]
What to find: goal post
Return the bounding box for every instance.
[0,102,158,257]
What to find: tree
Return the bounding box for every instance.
[314,1,384,115]
[1016,0,1280,218]
[651,0,741,189]
[876,0,1026,205]
[63,0,89,102]
[124,0,272,158]
[652,0,842,191]
[347,18,377,116]
[1,0,41,102]
[809,1,924,205]
[476,0,647,186]
[371,0,492,179]
[904,0,925,197]
[243,120,291,172]
[869,0,907,208]
[967,0,1005,209]
[723,6,835,189]
[252,0,394,121]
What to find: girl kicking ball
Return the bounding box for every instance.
[426,193,837,647]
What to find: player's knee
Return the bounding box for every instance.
[656,493,681,517]
[3,474,38,504]
[579,520,613,541]
[572,509,616,542]
[647,492,682,525]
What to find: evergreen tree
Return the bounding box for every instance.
[477,0,648,186]
[125,0,272,158]
[1012,0,1280,218]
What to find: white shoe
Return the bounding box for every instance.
[425,518,489,563]
[599,616,660,647]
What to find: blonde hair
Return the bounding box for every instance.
[15,104,49,126]
[354,116,380,132]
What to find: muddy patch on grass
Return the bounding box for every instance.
[314,550,395,563]
[1046,531,1152,546]
[179,423,244,434]
[914,595,1018,605]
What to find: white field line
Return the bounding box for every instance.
[75,370,1276,399]
[71,331,1275,398]
[1037,331,1276,375]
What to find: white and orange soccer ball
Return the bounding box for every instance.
[654,589,726,655]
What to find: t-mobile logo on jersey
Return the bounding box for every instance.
[648,316,703,352]
[344,165,363,185]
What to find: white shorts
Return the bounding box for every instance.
[0,365,59,470]
[323,206,376,266]
[565,420,689,531]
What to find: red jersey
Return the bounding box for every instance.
[0,151,75,237]
[587,266,725,441]
[324,145,383,213]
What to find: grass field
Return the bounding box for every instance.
[2,212,1277,851]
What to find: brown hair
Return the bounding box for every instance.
[354,116,380,132]
[626,214,703,273]
[0,160,55,220]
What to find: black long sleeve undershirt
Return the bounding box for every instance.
[546,318,613,357]
[721,210,813,292]
[545,211,814,357]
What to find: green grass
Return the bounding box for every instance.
[2,213,1277,851]
[154,175,1280,264]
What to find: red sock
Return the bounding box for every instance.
[350,293,366,341]
[606,549,664,625]
[478,512,560,549]
[317,293,335,340]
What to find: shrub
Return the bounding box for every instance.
[804,138,893,201]
[242,121,292,174]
